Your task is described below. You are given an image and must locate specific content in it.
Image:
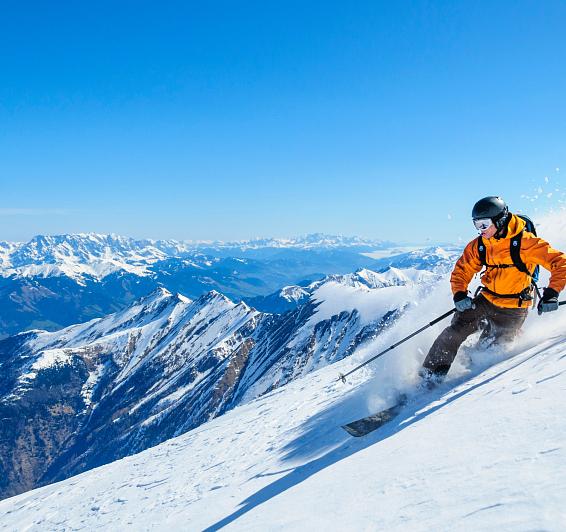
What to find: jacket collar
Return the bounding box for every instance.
[494,213,525,241]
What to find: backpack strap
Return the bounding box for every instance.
[477,236,487,266]
[509,230,532,276]
[517,214,540,282]
[517,214,537,236]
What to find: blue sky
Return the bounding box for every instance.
[1,1,565,244]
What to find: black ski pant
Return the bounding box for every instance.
[422,295,529,377]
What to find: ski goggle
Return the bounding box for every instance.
[473,218,494,231]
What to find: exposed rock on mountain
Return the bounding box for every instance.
[0,233,420,337]
[0,267,440,499]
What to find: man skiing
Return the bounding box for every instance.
[420,196,566,384]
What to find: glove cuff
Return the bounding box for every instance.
[453,291,468,303]
[543,287,559,300]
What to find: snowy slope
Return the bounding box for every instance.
[0,286,266,497]
[1,297,565,531]
[1,211,565,528]
[248,267,442,314]
[0,266,438,499]
[365,245,461,273]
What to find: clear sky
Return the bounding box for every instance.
[1,1,565,244]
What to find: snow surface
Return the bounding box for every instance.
[278,286,310,303]
[3,297,566,527]
[305,268,438,329]
[2,211,566,530]
[1,306,565,531]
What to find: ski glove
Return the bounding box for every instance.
[453,291,474,312]
[537,287,559,315]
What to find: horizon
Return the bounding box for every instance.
[0,229,447,248]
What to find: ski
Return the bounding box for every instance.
[341,395,408,437]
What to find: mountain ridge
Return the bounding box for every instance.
[0,232,398,277]
[0,233,459,338]
[0,265,440,499]
[1,295,565,529]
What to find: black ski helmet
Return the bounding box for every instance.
[472,196,509,230]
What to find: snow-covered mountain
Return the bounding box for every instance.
[249,267,443,314]
[0,287,257,498]
[0,232,396,281]
[1,276,565,529]
[1,233,194,279]
[4,217,566,530]
[197,232,396,251]
[367,245,462,272]
[319,267,437,289]
[0,266,440,499]
[0,233,431,338]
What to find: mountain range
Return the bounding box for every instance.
[0,233,396,279]
[1,213,564,526]
[0,266,441,499]
[0,233,460,337]
[2,269,565,529]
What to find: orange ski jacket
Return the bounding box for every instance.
[451,214,566,308]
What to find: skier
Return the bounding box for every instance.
[420,196,566,385]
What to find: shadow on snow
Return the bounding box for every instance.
[204,337,564,531]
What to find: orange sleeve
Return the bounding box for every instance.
[523,237,566,293]
[450,240,483,295]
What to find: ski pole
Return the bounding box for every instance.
[338,308,456,384]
